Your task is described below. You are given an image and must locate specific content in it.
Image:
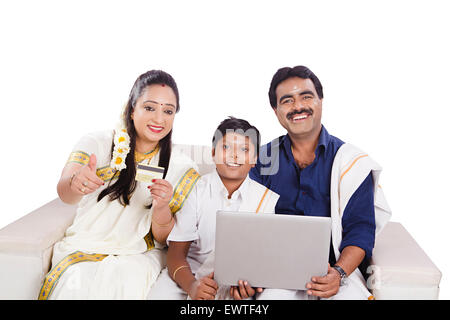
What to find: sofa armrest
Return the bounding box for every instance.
[368,222,442,300]
[0,198,76,299]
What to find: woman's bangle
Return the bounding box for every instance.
[172,265,190,281]
[152,215,174,227]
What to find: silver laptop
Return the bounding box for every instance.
[214,211,331,290]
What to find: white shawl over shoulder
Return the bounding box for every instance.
[330,143,392,296]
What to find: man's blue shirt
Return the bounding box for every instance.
[250,126,376,261]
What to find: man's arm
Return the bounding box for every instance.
[306,245,365,298]
[334,245,365,276]
[339,173,376,260]
[306,173,375,298]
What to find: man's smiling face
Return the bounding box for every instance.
[273,77,323,139]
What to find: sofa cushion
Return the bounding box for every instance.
[369,222,442,296]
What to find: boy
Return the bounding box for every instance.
[147,117,279,300]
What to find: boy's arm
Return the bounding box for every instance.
[167,241,218,300]
[167,241,196,293]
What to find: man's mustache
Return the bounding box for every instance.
[286,109,313,120]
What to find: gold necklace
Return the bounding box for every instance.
[135,145,159,163]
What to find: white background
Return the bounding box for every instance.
[1,0,449,299]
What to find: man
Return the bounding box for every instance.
[250,66,391,299]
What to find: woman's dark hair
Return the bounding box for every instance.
[98,70,180,206]
[268,65,323,108]
[212,116,261,157]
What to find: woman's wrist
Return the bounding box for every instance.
[152,214,174,227]
[151,205,173,227]
[58,173,82,204]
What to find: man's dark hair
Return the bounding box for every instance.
[268,65,323,108]
[212,116,261,157]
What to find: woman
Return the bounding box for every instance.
[38,70,200,299]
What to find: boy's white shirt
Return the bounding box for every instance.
[168,169,279,276]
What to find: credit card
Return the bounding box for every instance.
[135,164,165,183]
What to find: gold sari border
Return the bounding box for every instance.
[38,251,108,300]
[66,151,90,166]
[67,151,119,182]
[96,165,118,182]
[67,146,161,184]
[144,231,155,252]
[169,168,200,214]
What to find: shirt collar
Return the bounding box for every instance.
[282,125,331,156]
[210,169,250,201]
[316,125,331,153]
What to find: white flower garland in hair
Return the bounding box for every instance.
[111,114,131,171]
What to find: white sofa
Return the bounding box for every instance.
[0,145,442,300]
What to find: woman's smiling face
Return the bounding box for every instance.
[132,84,177,152]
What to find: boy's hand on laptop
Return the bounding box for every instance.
[188,272,218,300]
[230,280,263,300]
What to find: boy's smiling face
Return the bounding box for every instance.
[213,132,257,182]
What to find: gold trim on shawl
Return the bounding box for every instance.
[339,154,368,183]
[38,251,108,300]
[255,188,269,213]
[169,168,200,214]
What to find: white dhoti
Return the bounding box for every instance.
[256,282,370,300]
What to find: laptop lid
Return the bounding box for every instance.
[214,211,331,290]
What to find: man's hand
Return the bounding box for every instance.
[230,280,264,300]
[306,264,341,298]
[188,272,218,300]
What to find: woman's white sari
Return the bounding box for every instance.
[38,130,199,299]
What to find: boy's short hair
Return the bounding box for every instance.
[212,117,261,157]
